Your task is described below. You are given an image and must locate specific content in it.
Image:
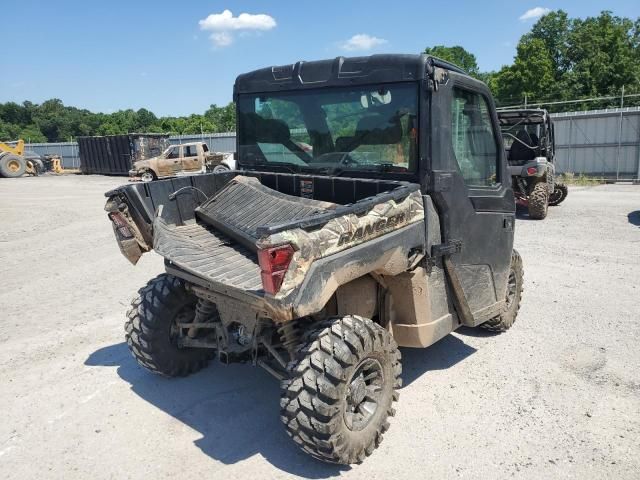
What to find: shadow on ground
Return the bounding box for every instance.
[86,334,476,476]
[628,211,640,227]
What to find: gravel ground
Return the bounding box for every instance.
[1,175,639,479]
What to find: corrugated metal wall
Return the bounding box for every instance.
[167,132,236,153]
[23,142,81,168]
[22,107,640,179]
[551,107,640,179]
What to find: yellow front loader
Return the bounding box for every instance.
[0,139,45,178]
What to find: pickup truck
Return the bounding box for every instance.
[129,141,235,181]
[106,54,523,465]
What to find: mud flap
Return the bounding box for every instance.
[440,254,476,327]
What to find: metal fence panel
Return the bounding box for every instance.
[23,142,81,169]
[168,133,236,153]
[552,107,640,179]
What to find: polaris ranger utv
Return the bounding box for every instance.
[105,54,523,465]
[497,108,568,219]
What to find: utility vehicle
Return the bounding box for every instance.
[105,54,523,464]
[497,108,568,218]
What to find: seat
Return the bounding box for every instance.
[334,113,402,152]
[509,129,536,163]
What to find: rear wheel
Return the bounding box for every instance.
[481,250,524,332]
[125,274,214,377]
[212,164,230,174]
[281,315,401,464]
[528,181,549,219]
[0,154,26,178]
[549,183,568,206]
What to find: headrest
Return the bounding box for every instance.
[241,113,290,144]
[354,114,402,145]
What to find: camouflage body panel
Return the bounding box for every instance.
[261,189,425,301]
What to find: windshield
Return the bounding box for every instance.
[237,83,418,173]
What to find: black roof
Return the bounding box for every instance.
[234,54,468,95]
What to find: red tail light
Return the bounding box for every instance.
[526,167,537,175]
[257,244,294,295]
[108,212,133,239]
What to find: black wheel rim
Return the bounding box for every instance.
[344,357,384,431]
[549,189,561,203]
[505,269,517,309]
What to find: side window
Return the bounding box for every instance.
[451,88,499,187]
[184,145,198,157]
[202,143,209,153]
[166,146,180,159]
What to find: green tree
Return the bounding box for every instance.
[565,11,640,97]
[492,37,556,105]
[525,10,572,77]
[424,45,480,77]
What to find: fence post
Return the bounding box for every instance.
[616,86,625,181]
[636,113,640,182]
[568,118,574,174]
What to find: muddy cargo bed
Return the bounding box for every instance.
[195,176,338,250]
[154,218,264,295]
[106,171,423,302]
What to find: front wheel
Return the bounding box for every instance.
[140,170,157,182]
[481,250,524,332]
[281,315,401,464]
[125,274,214,377]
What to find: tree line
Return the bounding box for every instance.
[426,10,640,110]
[1,9,638,143]
[0,100,236,143]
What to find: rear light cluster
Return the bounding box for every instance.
[526,167,538,176]
[109,212,134,239]
[257,244,294,295]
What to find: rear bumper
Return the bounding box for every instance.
[509,157,550,178]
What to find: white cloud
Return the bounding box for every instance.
[519,7,551,21]
[211,32,233,47]
[340,34,387,51]
[198,9,276,47]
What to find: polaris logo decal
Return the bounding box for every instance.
[337,212,407,247]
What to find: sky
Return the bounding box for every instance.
[1,1,637,117]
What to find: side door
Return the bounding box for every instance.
[181,144,203,172]
[429,71,515,325]
[158,145,182,176]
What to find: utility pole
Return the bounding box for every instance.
[524,94,528,108]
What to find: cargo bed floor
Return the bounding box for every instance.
[195,175,337,248]
[153,217,263,295]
